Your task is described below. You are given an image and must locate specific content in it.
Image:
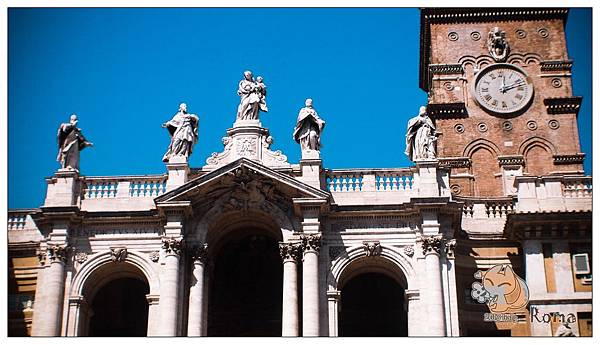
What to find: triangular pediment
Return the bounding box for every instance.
[155,158,330,206]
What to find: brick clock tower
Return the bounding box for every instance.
[420,8,585,197]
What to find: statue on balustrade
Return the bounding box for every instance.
[236,70,268,121]
[293,98,326,151]
[162,103,199,162]
[56,114,93,171]
[405,105,438,161]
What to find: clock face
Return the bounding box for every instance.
[473,63,534,115]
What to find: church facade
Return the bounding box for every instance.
[8,8,592,337]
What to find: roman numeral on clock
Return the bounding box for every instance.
[484,94,492,101]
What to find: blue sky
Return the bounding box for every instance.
[8,8,592,208]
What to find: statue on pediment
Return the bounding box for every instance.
[162,103,199,162]
[236,70,268,121]
[293,98,326,152]
[405,105,438,161]
[56,114,93,171]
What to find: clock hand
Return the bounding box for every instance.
[503,81,526,92]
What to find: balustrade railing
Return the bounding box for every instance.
[563,176,592,198]
[7,210,34,230]
[326,169,414,193]
[455,197,515,218]
[82,175,167,199]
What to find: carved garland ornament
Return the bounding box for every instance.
[149,251,160,262]
[279,242,301,262]
[300,234,321,253]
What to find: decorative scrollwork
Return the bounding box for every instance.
[445,239,457,258]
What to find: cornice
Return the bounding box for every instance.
[427,102,468,119]
[543,97,583,115]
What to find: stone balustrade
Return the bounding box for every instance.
[562,176,592,198]
[8,210,35,230]
[326,168,414,193]
[515,175,592,213]
[81,175,167,199]
[325,168,417,206]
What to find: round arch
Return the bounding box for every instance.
[70,250,159,299]
[518,136,557,156]
[193,198,296,244]
[329,244,416,291]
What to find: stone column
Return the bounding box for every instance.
[552,241,575,293]
[326,290,341,337]
[31,245,68,336]
[158,237,183,336]
[444,239,460,336]
[187,244,208,336]
[405,289,421,336]
[421,235,446,336]
[301,234,321,337]
[523,240,546,296]
[279,242,301,337]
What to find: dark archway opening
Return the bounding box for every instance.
[89,277,149,336]
[339,272,407,336]
[207,232,283,336]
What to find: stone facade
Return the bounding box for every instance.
[7,8,591,337]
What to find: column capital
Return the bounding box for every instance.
[445,238,457,259]
[300,234,321,253]
[191,243,209,263]
[162,237,183,257]
[279,242,301,262]
[47,244,70,263]
[421,235,443,256]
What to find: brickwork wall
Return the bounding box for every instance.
[427,17,584,197]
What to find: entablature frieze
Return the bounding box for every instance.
[504,211,591,240]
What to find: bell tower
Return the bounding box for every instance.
[420,8,585,197]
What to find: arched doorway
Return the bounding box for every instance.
[339,272,407,336]
[207,230,283,336]
[88,277,149,336]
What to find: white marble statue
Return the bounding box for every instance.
[293,98,326,151]
[162,103,199,162]
[236,71,268,121]
[405,105,437,161]
[56,114,93,171]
